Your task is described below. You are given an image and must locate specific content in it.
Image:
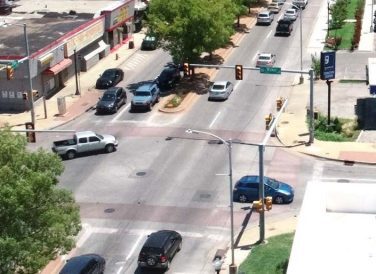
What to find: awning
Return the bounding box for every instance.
[43,58,72,76]
[84,40,109,61]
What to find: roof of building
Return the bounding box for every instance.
[0,0,124,58]
[287,181,376,274]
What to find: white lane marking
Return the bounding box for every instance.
[125,232,145,261]
[356,130,364,142]
[266,29,273,39]
[311,161,324,181]
[209,112,221,128]
[111,103,131,123]
[116,266,124,274]
[234,81,240,90]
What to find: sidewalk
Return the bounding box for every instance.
[2,3,376,272]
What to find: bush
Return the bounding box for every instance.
[311,54,320,79]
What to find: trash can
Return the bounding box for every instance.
[129,40,134,49]
[57,97,66,115]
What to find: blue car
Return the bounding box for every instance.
[233,175,294,204]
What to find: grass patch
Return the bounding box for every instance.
[239,233,294,274]
[330,22,355,49]
[339,79,367,83]
[312,113,360,141]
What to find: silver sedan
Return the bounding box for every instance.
[208,81,234,101]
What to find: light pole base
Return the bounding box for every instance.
[299,75,304,84]
[229,264,237,274]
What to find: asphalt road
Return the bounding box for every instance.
[26,0,376,273]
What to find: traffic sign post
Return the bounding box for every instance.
[260,67,281,74]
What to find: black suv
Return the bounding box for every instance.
[59,254,105,274]
[138,230,182,270]
[156,63,181,90]
[275,19,293,36]
[96,87,127,114]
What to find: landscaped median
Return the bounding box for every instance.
[157,13,257,113]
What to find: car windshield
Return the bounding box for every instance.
[266,179,280,189]
[212,84,225,90]
[286,11,295,15]
[102,70,115,78]
[144,36,155,41]
[259,14,268,18]
[159,70,172,80]
[259,56,271,61]
[96,134,104,140]
[101,94,115,101]
[135,91,151,96]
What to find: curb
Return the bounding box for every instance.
[158,92,198,113]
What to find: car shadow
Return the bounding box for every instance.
[60,149,115,161]
[134,267,166,274]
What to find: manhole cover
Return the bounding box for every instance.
[200,193,211,199]
[136,171,147,176]
[337,179,350,183]
[104,208,115,213]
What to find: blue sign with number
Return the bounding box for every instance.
[320,51,336,80]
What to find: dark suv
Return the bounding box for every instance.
[59,254,105,274]
[96,87,127,114]
[156,64,181,90]
[138,230,182,270]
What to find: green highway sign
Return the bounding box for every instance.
[260,66,281,74]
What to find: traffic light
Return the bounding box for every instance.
[25,122,36,143]
[253,199,263,213]
[265,196,273,211]
[6,65,14,80]
[235,64,243,80]
[183,63,190,77]
[22,92,28,100]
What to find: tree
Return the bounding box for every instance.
[0,128,81,274]
[330,0,348,30]
[233,0,250,27]
[147,0,238,63]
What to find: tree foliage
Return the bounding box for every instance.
[330,0,348,29]
[0,128,81,274]
[146,0,238,63]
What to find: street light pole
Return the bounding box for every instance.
[299,7,304,84]
[23,23,36,126]
[185,129,237,274]
[327,0,330,38]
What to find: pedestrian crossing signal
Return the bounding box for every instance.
[235,65,243,80]
[25,122,36,143]
[183,63,190,77]
[6,66,14,80]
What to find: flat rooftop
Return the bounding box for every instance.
[287,181,376,274]
[0,0,123,57]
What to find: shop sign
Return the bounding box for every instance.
[65,19,105,57]
[107,1,135,29]
[38,53,54,66]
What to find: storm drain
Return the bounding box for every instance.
[104,208,115,213]
[136,171,147,177]
[193,191,214,202]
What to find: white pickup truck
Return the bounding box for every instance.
[52,131,118,159]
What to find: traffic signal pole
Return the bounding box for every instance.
[24,23,36,126]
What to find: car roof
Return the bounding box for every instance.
[136,82,156,91]
[60,254,103,274]
[286,8,296,12]
[259,10,271,15]
[212,81,228,86]
[144,230,177,248]
[104,87,122,94]
[75,131,96,138]
[258,53,273,58]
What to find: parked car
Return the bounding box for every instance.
[257,10,274,25]
[292,0,308,9]
[276,19,294,36]
[131,82,160,111]
[233,175,294,204]
[141,35,157,50]
[156,64,181,90]
[271,0,284,9]
[138,230,182,270]
[95,68,124,89]
[284,8,298,21]
[52,131,118,159]
[256,53,276,67]
[208,81,234,101]
[268,2,282,13]
[96,87,127,114]
[59,253,105,274]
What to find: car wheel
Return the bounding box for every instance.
[165,260,170,270]
[146,256,157,267]
[274,196,284,204]
[113,106,118,113]
[105,144,115,153]
[239,194,248,203]
[66,150,76,160]
[148,103,152,111]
